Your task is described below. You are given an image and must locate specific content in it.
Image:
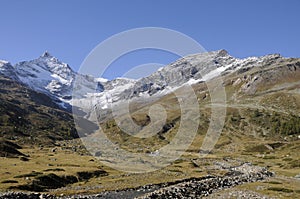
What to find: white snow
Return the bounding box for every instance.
[51,73,69,84]
[186,78,201,85]
[95,77,109,83]
[157,67,164,72]
[1,50,279,111]
[15,62,53,93]
[0,60,9,64]
[201,65,230,81]
[115,77,136,82]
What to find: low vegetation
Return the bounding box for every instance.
[1,58,300,198]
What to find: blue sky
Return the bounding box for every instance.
[0,0,299,79]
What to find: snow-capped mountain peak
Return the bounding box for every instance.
[13,52,75,98]
[0,60,18,79]
[0,60,10,65]
[41,51,52,58]
[0,50,285,112]
[4,52,111,110]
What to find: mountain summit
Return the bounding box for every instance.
[0,52,108,108]
[0,50,285,112]
[0,50,300,196]
[41,51,52,58]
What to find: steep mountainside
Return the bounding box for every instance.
[96,54,300,152]
[72,50,292,124]
[0,50,300,197]
[0,52,108,109]
[1,50,299,146]
[0,75,78,156]
[1,50,286,116]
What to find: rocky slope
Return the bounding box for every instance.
[71,50,288,123]
[0,50,300,198]
[1,49,299,149]
[0,52,109,110]
[0,50,284,112]
[0,75,78,150]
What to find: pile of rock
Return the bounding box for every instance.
[0,192,55,199]
[0,162,273,199]
[204,189,275,199]
[137,163,273,199]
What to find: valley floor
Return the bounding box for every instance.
[0,136,299,199]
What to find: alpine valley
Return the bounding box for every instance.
[0,50,299,198]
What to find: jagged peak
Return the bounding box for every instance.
[13,51,75,77]
[261,53,281,59]
[0,60,13,71]
[216,49,229,57]
[0,60,10,65]
[201,49,229,57]
[41,51,53,58]
[36,52,73,70]
[183,49,230,59]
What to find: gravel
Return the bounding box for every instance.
[204,190,275,199]
[0,162,274,199]
[136,163,273,199]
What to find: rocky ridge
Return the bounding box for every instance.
[0,50,284,114]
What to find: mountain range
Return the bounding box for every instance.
[1,50,300,197]
[0,49,287,114]
[0,49,299,148]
